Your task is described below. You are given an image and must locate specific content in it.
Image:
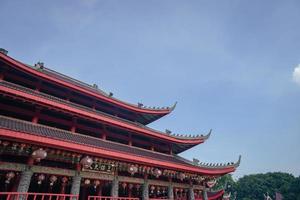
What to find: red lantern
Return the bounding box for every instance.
[2,141,9,147]
[50,175,57,186]
[32,148,47,162]
[135,184,141,189]
[153,168,162,178]
[62,177,68,183]
[80,156,93,168]
[6,172,15,179]
[94,180,100,186]
[84,179,91,185]
[122,182,127,189]
[37,174,45,185]
[179,172,186,181]
[128,165,138,175]
[129,183,134,190]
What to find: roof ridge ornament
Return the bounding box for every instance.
[234,155,242,167]
[203,129,212,139]
[0,48,8,55]
[170,101,177,111]
[35,62,44,70]
[165,129,172,134]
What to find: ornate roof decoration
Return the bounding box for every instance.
[0,48,8,55]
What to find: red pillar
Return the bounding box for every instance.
[128,133,132,146]
[71,117,77,133]
[35,80,42,92]
[102,125,107,140]
[32,107,41,124]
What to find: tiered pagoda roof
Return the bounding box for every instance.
[0,52,174,125]
[0,49,241,178]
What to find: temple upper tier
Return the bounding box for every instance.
[0,51,212,154]
[0,49,240,200]
[0,51,174,125]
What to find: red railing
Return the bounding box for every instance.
[87,196,139,200]
[0,192,79,200]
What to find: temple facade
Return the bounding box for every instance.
[0,48,240,200]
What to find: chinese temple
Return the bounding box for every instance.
[0,48,240,200]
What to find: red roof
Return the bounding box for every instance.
[0,115,239,175]
[0,53,173,124]
[0,80,209,151]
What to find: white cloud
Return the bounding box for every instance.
[292,64,300,85]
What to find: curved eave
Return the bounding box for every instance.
[175,155,241,175]
[0,126,238,176]
[0,81,208,145]
[0,53,173,115]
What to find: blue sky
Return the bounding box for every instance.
[1,0,299,178]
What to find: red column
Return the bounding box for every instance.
[102,125,107,140]
[0,72,4,80]
[92,99,96,110]
[128,133,132,146]
[71,117,77,133]
[32,107,41,124]
[35,80,42,92]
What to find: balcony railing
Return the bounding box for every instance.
[87,196,139,200]
[0,192,79,200]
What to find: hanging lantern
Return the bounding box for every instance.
[150,185,155,193]
[62,177,68,183]
[129,183,134,190]
[49,175,57,186]
[37,174,45,185]
[122,182,127,189]
[128,165,138,175]
[157,186,161,195]
[12,143,18,150]
[80,156,93,168]
[94,180,100,186]
[178,172,186,181]
[84,179,91,185]
[206,179,216,188]
[5,172,15,184]
[153,168,162,178]
[31,148,47,162]
[2,141,9,147]
[19,143,26,151]
[135,184,141,190]
[6,172,15,179]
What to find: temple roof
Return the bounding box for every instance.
[0,80,209,151]
[0,115,240,175]
[0,52,174,125]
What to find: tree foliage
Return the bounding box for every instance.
[213,172,300,200]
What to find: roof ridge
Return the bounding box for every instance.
[30,63,174,112]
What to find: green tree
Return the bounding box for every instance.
[235,172,296,200]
